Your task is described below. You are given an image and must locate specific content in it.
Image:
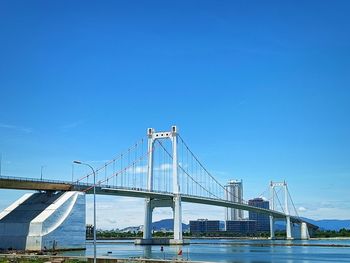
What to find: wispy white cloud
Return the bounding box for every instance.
[237,99,246,106]
[86,196,145,229]
[135,165,148,174]
[60,120,83,132]
[156,163,172,171]
[293,200,350,220]
[298,206,307,212]
[125,163,172,175]
[0,123,32,133]
[259,195,268,201]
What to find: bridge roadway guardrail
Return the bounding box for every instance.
[0,174,73,185]
[0,174,291,217]
[0,174,317,228]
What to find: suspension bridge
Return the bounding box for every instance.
[0,126,316,250]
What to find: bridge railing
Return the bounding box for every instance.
[0,175,74,185]
[0,174,249,206]
[0,175,308,223]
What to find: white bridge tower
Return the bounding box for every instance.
[269,181,310,240]
[137,126,185,245]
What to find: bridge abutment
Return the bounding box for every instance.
[0,191,85,251]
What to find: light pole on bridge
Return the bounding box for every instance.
[40,165,45,180]
[73,160,97,263]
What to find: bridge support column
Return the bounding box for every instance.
[269,216,275,239]
[301,222,310,240]
[286,216,293,239]
[143,197,152,240]
[269,181,275,239]
[136,196,188,245]
[173,194,182,241]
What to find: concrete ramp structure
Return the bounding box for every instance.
[0,191,85,251]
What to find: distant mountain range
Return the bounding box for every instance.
[120,219,190,233]
[301,218,350,231]
[152,219,190,231]
[275,218,350,231]
[121,218,350,232]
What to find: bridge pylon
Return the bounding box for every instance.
[270,181,293,239]
[269,181,312,240]
[136,126,186,245]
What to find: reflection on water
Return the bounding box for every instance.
[60,239,350,262]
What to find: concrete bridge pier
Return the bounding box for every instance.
[143,197,153,240]
[286,216,293,239]
[269,216,275,239]
[136,197,187,245]
[291,222,311,240]
[301,222,310,239]
[173,194,182,241]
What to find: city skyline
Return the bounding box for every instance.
[1,1,350,229]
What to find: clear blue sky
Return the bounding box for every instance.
[0,1,349,228]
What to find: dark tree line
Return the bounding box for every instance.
[87,228,350,239]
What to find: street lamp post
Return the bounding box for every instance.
[40,165,45,180]
[74,160,97,263]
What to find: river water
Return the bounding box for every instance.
[61,239,350,262]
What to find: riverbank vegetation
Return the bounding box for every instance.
[270,229,350,238]
[93,230,270,239]
[314,228,350,238]
[92,228,350,239]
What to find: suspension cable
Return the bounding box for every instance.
[156,140,221,199]
[287,185,300,218]
[274,188,285,213]
[83,148,151,192]
[178,134,248,204]
[75,137,145,183]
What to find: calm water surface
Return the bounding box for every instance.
[61,239,350,262]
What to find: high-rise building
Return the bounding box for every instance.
[248,198,270,232]
[225,220,256,235]
[225,180,243,221]
[189,219,220,233]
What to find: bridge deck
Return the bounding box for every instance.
[0,176,73,191]
[0,176,317,229]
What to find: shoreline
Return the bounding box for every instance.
[87,236,350,241]
[1,238,350,263]
[0,254,203,263]
[2,238,349,258]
